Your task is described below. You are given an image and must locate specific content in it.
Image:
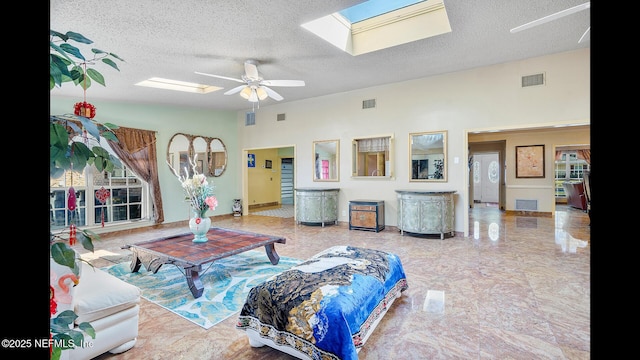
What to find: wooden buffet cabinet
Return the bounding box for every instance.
[395,190,455,239]
[295,188,339,227]
[349,200,385,232]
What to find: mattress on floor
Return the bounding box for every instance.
[236,245,408,360]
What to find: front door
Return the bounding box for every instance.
[473,153,499,203]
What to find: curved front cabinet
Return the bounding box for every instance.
[396,190,455,239]
[295,188,339,227]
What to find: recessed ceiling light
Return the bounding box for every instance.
[135,77,222,94]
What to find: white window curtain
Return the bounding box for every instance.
[357,137,389,152]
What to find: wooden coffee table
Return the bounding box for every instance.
[122,227,286,298]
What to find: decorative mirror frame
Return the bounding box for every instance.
[167,133,228,177]
[409,130,447,182]
[313,139,340,182]
[351,134,394,178]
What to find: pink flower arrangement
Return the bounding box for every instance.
[168,154,218,218]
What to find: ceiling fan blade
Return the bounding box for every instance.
[261,86,283,101]
[578,26,590,43]
[244,61,260,80]
[260,79,306,87]
[224,84,247,95]
[194,71,245,83]
[510,2,590,33]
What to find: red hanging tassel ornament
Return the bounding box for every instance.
[50,286,57,317]
[69,224,77,245]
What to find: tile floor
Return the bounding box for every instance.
[86,204,590,359]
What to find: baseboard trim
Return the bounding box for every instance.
[248,202,280,210]
[504,210,552,217]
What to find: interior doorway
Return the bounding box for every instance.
[242,146,295,216]
[468,140,506,211]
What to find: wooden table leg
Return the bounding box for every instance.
[130,253,142,273]
[264,243,280,265]
[185,265,204,298]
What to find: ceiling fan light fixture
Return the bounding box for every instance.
[196,59,305,103]
[248,89,259,102]
[240,87,252,99]
[256,87,268,100]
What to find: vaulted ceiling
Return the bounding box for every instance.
[50,0,590,111]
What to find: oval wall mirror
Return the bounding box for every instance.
[209,138,227,177]
[192,136,208,175]
[167,133,192,177]
[409,130,447,182]
[313,139,339,181]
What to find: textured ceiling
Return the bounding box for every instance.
[50,0,591,112]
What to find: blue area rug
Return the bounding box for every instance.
[103,250,302,329]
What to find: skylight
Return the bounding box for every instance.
[338,0,424,23]
[135,77,222,94]
[301,0,451,56]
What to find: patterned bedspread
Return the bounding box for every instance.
[236,245,408,360]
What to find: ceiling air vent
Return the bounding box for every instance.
[521,73,544,87]
[245,112,255,126]
[277,113,286,121]
[362,98,376,109]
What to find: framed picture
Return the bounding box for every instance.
[265,159,272,169]
[248,153,256,168]
[516,145,545,178]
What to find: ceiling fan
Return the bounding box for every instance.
[510,2,590,43]
[195,60,305,103]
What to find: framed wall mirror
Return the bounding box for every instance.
[167,133,228,177]
[409,130,447,182]
[168,133,191,177]
[209,138,227,176]
[192,136,208,175]
[313,139,339,181]
[351,134,394,178]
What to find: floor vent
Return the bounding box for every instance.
[362,98,376,109]
[515,199,538,211]
[245,111,255,126]
[521,73,544,87]
[277,113,286,121]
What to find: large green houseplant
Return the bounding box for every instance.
[49,29,124,360]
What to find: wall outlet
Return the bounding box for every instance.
[342,210,346,217]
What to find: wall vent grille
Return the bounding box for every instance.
[245,112,255,126]
[277,113,286,121]
[362,99,376,109]
[515,199,538,211]
[521,73,544,87]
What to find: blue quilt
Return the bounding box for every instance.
[237,246,408,360]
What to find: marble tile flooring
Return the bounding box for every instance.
[88,204,590,359]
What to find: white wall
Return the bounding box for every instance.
[50,48,589,235]
[237,49,590,232]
